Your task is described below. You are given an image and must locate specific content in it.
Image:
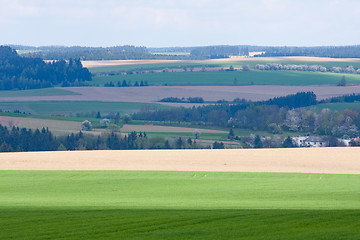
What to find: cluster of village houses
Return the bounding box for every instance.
[291,136,360,147]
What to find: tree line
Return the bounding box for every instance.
[0,125,220,152]
[133,92,360,138]
[254,46,360,58]
[190,45,249,58]
[255,63,360,74]
[0,46,91,90]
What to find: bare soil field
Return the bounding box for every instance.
[0,86,360,103]
[0,116,81,135]
[1,148,359,174]
[82,56,360,68]
[121,124,226,133]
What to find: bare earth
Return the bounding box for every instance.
[121,124,226,133]
[0,116,81,135]
[82,56,360,68]
[0,148,359,174]
[1,86,360,103]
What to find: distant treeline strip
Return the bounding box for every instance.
[0,126,216,152]
[11,44,360,60]
[255,45,360,58]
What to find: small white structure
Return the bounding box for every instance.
[292,136,307,147]
[304,136,327,148]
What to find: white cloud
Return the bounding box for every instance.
[1,0,360,47]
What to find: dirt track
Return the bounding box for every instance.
[1,148,359,174]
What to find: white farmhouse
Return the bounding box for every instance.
[292,136,307,147]
[304,136,327,147]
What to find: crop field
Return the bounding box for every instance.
[92,71,360,86]
[0,115,82,135]
[0,88,80,97]
[86,57,360,74]
[0,101,170,116]
[2,86,360,103]
[0,170,359,239]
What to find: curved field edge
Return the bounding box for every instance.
[0,171,359,240]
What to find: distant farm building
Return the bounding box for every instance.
[304,136,327,148]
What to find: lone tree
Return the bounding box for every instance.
[228,129,235,140]
[337,76,346,86]
[123,114,132,124]
[242,65,250,71]
[282,136,294,148]
[254,135,263,148]
[193,129,201,139]
[81,120,92,131]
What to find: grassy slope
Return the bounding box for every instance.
[0,88,80,97]
[92,71,360,86]
[0,171,359,239]
[0,101,171,115]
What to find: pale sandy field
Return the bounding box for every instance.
[1,86,360,103]
[0,148,359,174]
[82,56,360,68]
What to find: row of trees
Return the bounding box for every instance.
[104,80,149,87]
[0,125,224,152]
[255,63,360,74]
[0,46,91,90]
[255,46,360,58]
[160,97,205,103]
[21,45,153,60]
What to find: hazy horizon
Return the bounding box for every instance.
[1,0,360,48]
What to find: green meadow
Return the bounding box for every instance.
[92,71,360,86]
[0,101,170,116]
[0,171,359,239]
[310,102,360,112]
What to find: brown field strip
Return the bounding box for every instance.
[2,86,360,103]
[0,116,81,135]
[1,148,359,174]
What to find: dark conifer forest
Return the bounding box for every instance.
[0,46,91,90]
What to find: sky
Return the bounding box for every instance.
[1,0,360,47]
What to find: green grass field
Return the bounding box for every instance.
[0,101,171,116]
[309,102,360,112]
[89,60,360,74]
[0,171,359,239]
[0,88,80,97]
[92,71,360,86]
